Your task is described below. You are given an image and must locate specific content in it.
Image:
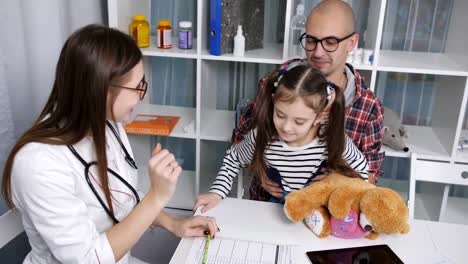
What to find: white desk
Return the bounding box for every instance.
[170,198,466,264]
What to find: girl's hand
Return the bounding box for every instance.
[193,193,222,213]
[171,216,219,238]
[147,143,182,206]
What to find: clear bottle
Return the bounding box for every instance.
[289,2,306,58]
[233,25,245,57]
[129,15,150,48]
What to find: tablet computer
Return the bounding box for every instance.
[306,244,404,264]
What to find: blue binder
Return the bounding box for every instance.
[209,0,222,55]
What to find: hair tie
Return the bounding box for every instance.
[274,69,287,87]
[326,82,336,101]
[274,59,308,88]
[323,82,337,113]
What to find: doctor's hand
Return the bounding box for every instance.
[147,143,182,205]
[259,173,283,199]
[171,215,219,238]
[193,193,222,213]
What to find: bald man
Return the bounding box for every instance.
[232,0,384,201]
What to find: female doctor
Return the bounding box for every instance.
[1,24,217,263]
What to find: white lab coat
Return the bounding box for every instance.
[11,121,148,264]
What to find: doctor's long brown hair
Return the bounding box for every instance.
[251,64,361,179]
[2,24,142,217]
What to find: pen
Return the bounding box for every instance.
[202,230,211,264]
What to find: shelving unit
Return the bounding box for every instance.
[109,0,468,223]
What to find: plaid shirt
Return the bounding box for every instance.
[344,63,384,179]
[232,60,384,199]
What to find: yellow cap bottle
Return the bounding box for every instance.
[129,14,150,48]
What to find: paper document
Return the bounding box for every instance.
[186,236,297,264]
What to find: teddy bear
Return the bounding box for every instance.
[283,172,410,240]
[383,106,409,152]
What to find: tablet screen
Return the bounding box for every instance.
[306,244,404,264]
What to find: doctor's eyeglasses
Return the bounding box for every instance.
[111,76,148,101]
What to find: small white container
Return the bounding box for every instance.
[233,25,245,57]
[354,48,363,65]
[363,49,374,65]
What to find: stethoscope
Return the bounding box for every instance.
[67,121,140,224]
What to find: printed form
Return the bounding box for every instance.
[186,236,298,264]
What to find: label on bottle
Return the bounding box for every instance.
[178,31,193,49]
[157,29,172,48]
[136,25,149,47]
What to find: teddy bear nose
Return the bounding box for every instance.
[403,147,409,152]
[364,225,373,231]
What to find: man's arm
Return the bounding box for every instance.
[362,101,385,184]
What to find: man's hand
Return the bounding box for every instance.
[259,173,283,198]
[368,173,376,184]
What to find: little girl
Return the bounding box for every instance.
[194,62,368,212]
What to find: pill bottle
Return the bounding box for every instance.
[157,20,172,49]
[178,21,193,49]
[129,15,150,48]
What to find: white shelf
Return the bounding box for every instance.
[440,196,468,225]
[201,43,283,65]
[137,170,195,210]
[382,125,450,160]
[455,150,468,163]
[382,145,410,158]
[108,0,468,219]
[377,50,468,76]
[455,129,468,162]
[414,192,442,222]
[140,37,197,59]
[405,125,451,160]
[349,63,375,71]
[200,109,235,142]
[376,178,409,198]
[132,104,196,139]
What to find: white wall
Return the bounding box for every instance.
[0,0,107,215]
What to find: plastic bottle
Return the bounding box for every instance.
[178,21,193,49]
[233,25,245,57]
[354,48,363,65]
[363,49,374,65]
[156,20,172,49]
[289,2,306,58]
[129,15,150,48]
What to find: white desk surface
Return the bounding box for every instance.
[170,198,466,264]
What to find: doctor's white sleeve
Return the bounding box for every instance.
[209,129,256,198]
[11,147,116,264]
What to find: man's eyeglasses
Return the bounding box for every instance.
[111,76,148,101]
[299,32,355,52]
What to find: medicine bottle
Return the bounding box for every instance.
[178,21,193,49]
[157,20,172,49]
[129,15,150,48]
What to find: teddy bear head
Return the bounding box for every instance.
[359,187,410,235]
